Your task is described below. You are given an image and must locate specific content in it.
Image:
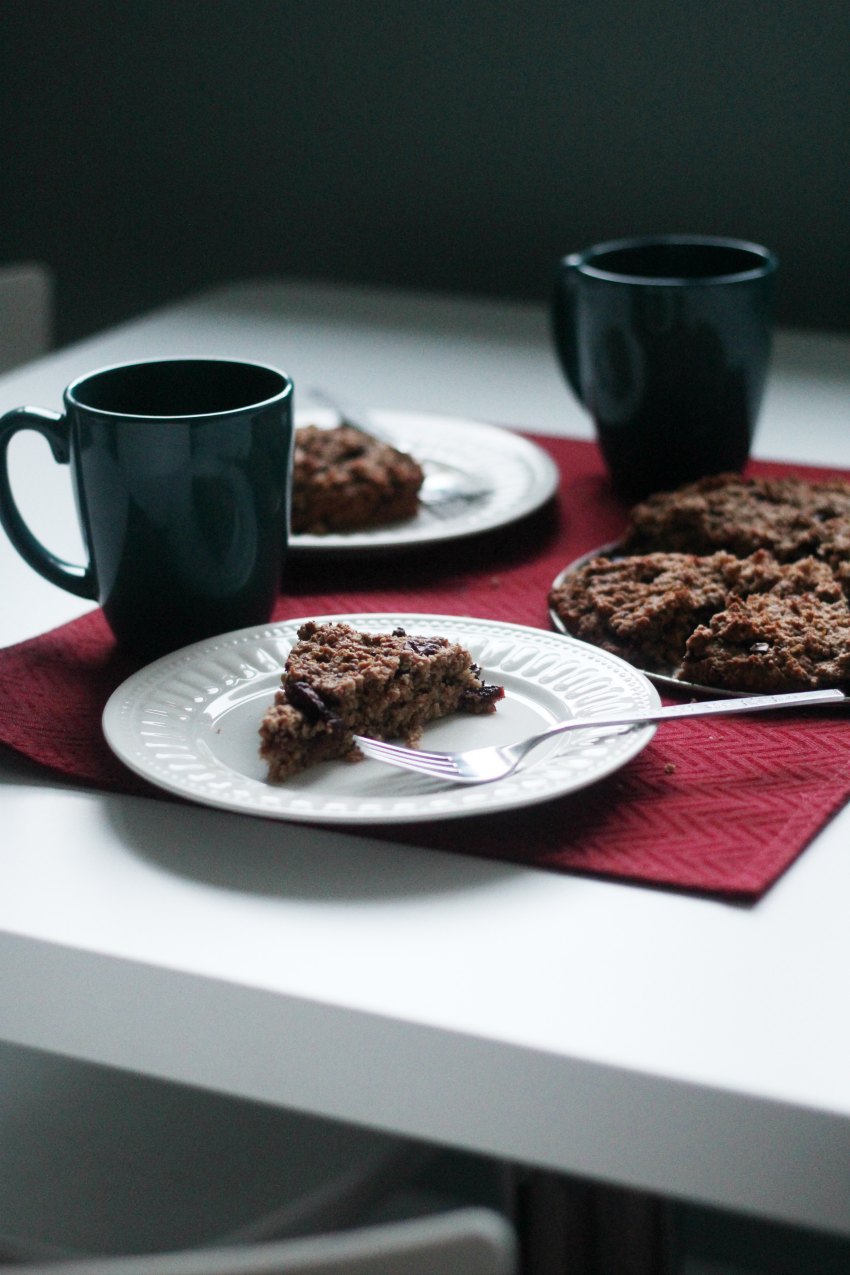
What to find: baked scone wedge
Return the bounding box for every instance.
[549,549,842,683]
[548,550,740,672]
[292,424,424,534]
[259,621,504,781]
[680,592,850,693]
[621,472,850,562]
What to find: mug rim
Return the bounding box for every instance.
[564,234,778,285]
[65,356,293,420]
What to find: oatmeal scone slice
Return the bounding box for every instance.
[549,548,842,679]
[292,424,424,534]
[621,473,846,562]
[549,551,742,673]
[680,592,850,693]
[259,621,503,781]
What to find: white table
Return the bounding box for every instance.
[2,280,850,1239]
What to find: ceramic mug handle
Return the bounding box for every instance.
[0,405,97,598]
[551,254,585,405]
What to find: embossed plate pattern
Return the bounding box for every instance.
[290,410,560,553]
[102,614,660,825]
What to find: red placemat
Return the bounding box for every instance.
[2,434,850,902]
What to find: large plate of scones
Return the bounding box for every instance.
[549,472,850,697]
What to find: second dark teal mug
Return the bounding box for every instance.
[552,235,778,497]
[0,357,294,656]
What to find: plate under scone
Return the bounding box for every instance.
[102,612,660,824]
[289,409,560,555]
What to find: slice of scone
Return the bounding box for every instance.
[549,551,747,673]
[549,549,842,678]
[259,621,504,781]
[621,472,850,562]
[291,424,424,534]
[680,592,850,693]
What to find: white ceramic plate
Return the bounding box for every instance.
[290,410,559,553]
[102,613,660,825]
[549,546,747,698]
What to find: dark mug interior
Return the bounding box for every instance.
[577,239,775,284]
[68,358,287,418]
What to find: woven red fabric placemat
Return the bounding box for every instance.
[2,434,849,901]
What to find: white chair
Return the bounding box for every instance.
[0,262,54,373]
[0,1203,514,1275]
[0,1209,516,1275]
[0,1044,436,1261]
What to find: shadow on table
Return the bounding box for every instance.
[100,789,533,905]
[281,500,562,597]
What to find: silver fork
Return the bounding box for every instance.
[309,387,491,509]
[353,688,846,785]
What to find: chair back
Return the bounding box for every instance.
[0,1208,516,1275]
[0,262,54,373]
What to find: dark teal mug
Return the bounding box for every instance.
[0,358,294,656]
[552,235,778,497]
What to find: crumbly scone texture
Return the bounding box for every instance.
[621,472,850,567]
[291,424,425,534]
[549,551,742,673]
[552,471,850,693]
[549,548,843,681]
[681,593,850,693]
[259,621,504,781]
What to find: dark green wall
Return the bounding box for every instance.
[1,0,847,343]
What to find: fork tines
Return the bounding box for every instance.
[352,735,459,776]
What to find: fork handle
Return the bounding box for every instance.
[542,687,845,740]
[309,387,389,440]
